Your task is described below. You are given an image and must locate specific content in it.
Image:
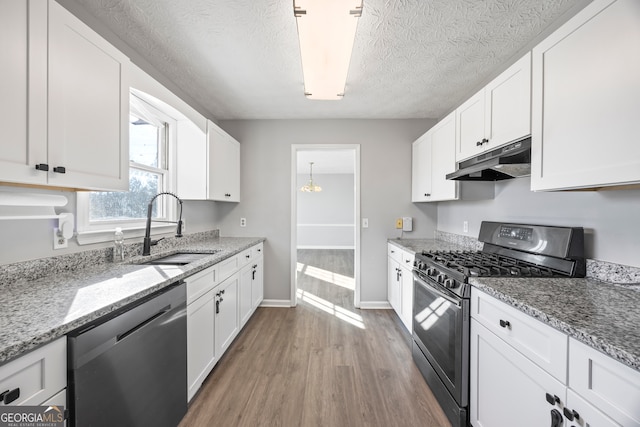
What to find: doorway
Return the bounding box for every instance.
[290,145,361,309]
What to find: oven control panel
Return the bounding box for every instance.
[498,225,533,241]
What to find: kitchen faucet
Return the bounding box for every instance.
[142,192,183,256]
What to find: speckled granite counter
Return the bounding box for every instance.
[0,235,265,365]
[388,237,640,372]
[471,277,640,372]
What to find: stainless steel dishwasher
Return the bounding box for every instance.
[68,281,187,427]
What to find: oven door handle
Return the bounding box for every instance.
[413,272,462,308]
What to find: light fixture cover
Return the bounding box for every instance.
[294,0,363,100]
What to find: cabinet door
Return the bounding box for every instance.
[0,0,47,186]
[208,122,241,202]
[215,273,239,358]
[399,264,413,332]
[456,89,486,161]
[48,1,129,191]
[485,52,531,149]
[239,263,253,327]
[411,132,432,202]
[569,338,640,427]
[187,290,215,401]
[251,256,264,309]
[531,0,640,190]
[387,257,402,314]
[470,320,566,427]
[565,389,621,427]
[177,120,208,200]
[430,112,459,201]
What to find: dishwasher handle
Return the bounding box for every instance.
[117,305,170,342]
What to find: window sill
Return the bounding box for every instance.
[76,223,176,245]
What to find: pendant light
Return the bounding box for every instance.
[300,162,322,192]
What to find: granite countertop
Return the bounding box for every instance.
[389,237,640,372]
[471,277,640,371]
[0,236,264,365]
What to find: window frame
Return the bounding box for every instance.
[76,92,178,245]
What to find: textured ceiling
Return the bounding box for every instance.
[70,0,584,120]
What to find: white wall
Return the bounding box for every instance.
[0,185,220,265]
[216,119,437,304]
[438,177,640,268]
[297,173,354,248]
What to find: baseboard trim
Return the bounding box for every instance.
[259,299,292,308]
[297,245,355,250]
[358,301,392,309]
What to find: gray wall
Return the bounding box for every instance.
[0,185,220,265]
[438,177,640,268]
[217,119,437,304]
[297,173,355,248]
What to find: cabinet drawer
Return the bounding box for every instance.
[218,255,239,282]
[186,265,216,305]
[0,337,66,406]
[471,287,568,383]
[388,244,402,263]
[252,242,263,258]
[401,251,415,269]
[237,248,252,267]
[569,338,640,427]
[566,389,620,427]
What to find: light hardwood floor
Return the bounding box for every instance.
[179,249,450,427]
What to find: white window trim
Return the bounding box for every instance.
[76,92,178,245]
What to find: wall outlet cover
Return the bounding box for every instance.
[395,218,403,229]
[402,217,413,231]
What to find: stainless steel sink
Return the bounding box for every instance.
[142,251,217,266]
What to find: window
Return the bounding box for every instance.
[76,93,177,243]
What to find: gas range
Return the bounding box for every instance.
[413,221,586,299]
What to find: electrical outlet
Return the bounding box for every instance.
[240,217,246,227]
[53,228,68,249]
[463,221,469,233]
[395,218,403,229]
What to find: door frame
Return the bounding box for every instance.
[290,144,361,308]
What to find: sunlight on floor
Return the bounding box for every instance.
[297,288,365,329]
[296,262,355,290]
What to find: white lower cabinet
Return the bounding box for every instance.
[471,287,640,427]
[214,272,239,358]
[387,244,413,332]
[0,337,66,407]
[470,319,565,427]
[186,242,264,401]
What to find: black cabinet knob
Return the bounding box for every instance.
[35,163,49,171]
[563,408,580,421]
[1,388,20,404]
[53,166,66,173]
[545,393,560,405]
[499,319,511,328]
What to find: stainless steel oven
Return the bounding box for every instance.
[412,270,469,427]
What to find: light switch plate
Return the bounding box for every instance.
[362,218,369,228]
[395,218,403,229]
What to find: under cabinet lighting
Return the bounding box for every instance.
[293,0,363,100]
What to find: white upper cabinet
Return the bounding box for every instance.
[412,112,458,202]
[531,0,640,191]
[0,0,129,191]
[177,120,208,199]
[456,53,532,162]
[456,89,486,162]
[0,1,47,186]
[411,132,432,202]
[485,52,531,150]
[207,121,241,202]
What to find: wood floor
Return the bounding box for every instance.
[179,249,450,427]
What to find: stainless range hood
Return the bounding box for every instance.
[446,137,531,181]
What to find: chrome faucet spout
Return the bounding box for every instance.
[142,192,183,256]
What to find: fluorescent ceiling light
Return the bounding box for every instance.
[294,0,363,100]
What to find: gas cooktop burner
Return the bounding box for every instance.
[419,250,560,278]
